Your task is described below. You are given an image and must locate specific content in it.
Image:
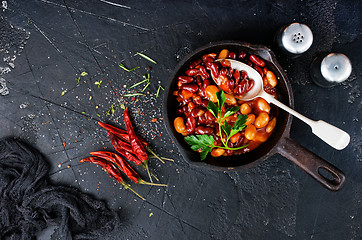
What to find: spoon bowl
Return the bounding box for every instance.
[212,58,350,150]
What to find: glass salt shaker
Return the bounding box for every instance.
[310,53,352,88]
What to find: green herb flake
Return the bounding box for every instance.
[76,76,81,83]
[89,96,92,100]
[94,80,102,88]
[156,85,164,98]
[61,90,67,96]
[82,111,86,114]
[81,71,88,76]
[129,79,148,89]
[123,93,145,97]
[119,63,140,72]
[149,212,153,217]
[136,52,157,64]
[120,104,126,110]
[96,114,101,117]
[105,104,115,116]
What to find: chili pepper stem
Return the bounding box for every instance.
[140,161,159,182]
[161,157,174,162]
[141,160,153,183]
[137,179,167,187]
[121,181,145,200]
[146,146,165,164]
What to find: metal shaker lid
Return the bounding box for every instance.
[320,53,352,83]
[281,23,313,54]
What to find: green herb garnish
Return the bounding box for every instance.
[119,63,140,72]
[136,52,157,64]
[80,71,88,76]
[61,90,67,96]
[184,90,248,160]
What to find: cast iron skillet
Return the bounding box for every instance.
[163,41,345,191]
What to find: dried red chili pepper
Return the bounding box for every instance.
[123,109,149,162]
[107,131,142,165]
[90,151,166,186]
[107,131,133,152]
[80,156,144,200]
[98,121,148,146]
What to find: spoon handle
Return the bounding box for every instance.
[262,92,350,150]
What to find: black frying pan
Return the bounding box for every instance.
[163,41,345,191]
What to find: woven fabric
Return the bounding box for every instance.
[0,138,118,240]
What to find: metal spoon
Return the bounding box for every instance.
[212,59,350,150]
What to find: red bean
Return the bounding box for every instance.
[181,84,199,93]
[186,116,196,134]
[176,107,183,115]
[220,60,231,67]
[253,65,264,77]
[189,59,202,69]
[250,55,265,67]
[247,79,254,92]
[241,70,248,79]
[190,107,205,118]
[178,76,194,84]
[195,126,214,135]
[201,100,209,108]
[220,68,227,76]
[205,110,216,122]
[186,69,199,76]
[202,53,216,62]
[199,65,210,79]
[238,51,246,59]
[234,70,240,84]
[198,115,207,124]
[196,76,203,87]
[210,63,219,78]
[228,52,236,59]
[182,97,192,106]
[235,79,248,96]
[193,95,202,105]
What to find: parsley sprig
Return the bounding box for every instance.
[184,90,248,160]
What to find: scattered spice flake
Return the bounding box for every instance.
[82,111,86,114]
[62,142,66,147]
[81,71,88,76]
[76,76,81,83]
[67,165,70,168]
[94,80,102,88]
[61,90,67,96]
[120,104,126,110]
[149,212,153,217]
[96,113,101,117]
[136,52,157,64]
[119,63,140,72]
[123,93,145,97]
[151,118,157,122]
[89,96,92,100]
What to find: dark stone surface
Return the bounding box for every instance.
[0,0,361,239]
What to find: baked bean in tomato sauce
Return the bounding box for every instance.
[174,49,278,157]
